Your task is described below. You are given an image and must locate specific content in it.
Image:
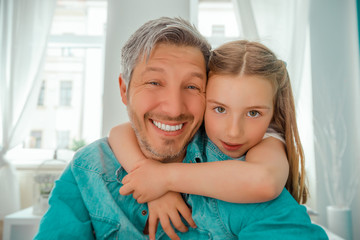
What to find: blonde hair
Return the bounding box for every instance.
[209,40,308,204]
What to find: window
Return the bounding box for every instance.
[30,130,43,148]
[37,81,46,106]
[198,0,240,48]
[59,80,72,106]
[22,0,106,153]
[57,130,70,149]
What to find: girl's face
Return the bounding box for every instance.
[204,74,274,158]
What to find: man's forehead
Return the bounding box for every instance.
[138,44,206,73]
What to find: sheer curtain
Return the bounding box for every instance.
[0,0,56,218]
[232,0,310,103]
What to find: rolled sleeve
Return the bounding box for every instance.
[34,164,95,240]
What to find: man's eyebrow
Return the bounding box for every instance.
[143,67,205,80]
[188,71,206,80]
[143,66,165,73]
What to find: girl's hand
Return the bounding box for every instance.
[147,192,196,240]
[120,160,170,203]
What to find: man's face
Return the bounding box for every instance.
[121,43,207,162]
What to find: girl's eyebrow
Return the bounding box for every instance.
[207,99,272,110]
[245,105,272,110]
[206,99,228,107]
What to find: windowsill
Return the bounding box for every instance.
[6,148,74,171]
[12,160,69,171]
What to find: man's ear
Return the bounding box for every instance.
[119,74,128,105]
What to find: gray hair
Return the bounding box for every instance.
[121,17,211,87]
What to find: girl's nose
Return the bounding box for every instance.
[227,117,243,138]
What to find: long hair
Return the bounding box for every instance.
[209,40,308,204]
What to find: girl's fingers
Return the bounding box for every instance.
[148,215,159,240]
[168,210,188,233]
[178,204,196,229]
[119,184,132,195]
[121,175,129,184]
[132,191,140,200]
[159,215,180,240]
[137,195,145,204]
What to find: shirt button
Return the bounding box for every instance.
[142,210,147,216]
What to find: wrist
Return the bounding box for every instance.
[165,163,178,192]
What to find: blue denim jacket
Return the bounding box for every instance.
[34,129,328,239]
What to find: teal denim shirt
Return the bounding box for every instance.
[34,129,328,239]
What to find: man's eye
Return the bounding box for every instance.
[148,81,160,86]
[187,85,199,90]
[214,107,226,114]
[247,110,260,118]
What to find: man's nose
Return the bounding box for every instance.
[160,89,185,117]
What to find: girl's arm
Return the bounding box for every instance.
[165,137,289,203]
[112,123,289,203]
[108,122,146,173]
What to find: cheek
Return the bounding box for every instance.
[248,120,271,142]
[188,94,206,119]
[204,110,220,137]
[130,91,159,111]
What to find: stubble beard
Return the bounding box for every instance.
[127,108,193,163]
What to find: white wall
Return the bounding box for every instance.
[309,0,360,239]
[101,0,193,137]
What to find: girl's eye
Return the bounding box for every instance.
[214,107,226,114]
[247,110,260,118]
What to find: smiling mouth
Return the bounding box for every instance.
[221,141,243,151]
[152,120,183,132]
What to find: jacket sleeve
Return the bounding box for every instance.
[221,189,329,240]
[33,164,95,239]
[235,204,329,240]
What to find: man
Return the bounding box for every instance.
[34,17,327,239]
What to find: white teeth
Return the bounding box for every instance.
[153,120,183,132]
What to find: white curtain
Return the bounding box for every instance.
[0,0,56,218]
[232,0,259,40]
[232,0,309,104]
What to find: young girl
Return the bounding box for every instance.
[109,40,307,240]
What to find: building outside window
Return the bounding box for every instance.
[30,130,42,148]
[57,130,70,149]
[23,0,106,152]
[59,80,72,106]
[37,81,46,107]
[198,0,240,48]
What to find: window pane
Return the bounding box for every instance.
[23,0,106,153]
[51,0,107,36]
[57,130,70,149]
[37,81,46,106]
[30,130,43,148]
[198,0,239,38]
[59,80,72,106]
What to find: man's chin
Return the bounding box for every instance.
[142,145,186,163]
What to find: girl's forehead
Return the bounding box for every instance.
[207,73,270,86]
[206,74,275,101]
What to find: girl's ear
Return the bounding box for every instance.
[119,74,127,105]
